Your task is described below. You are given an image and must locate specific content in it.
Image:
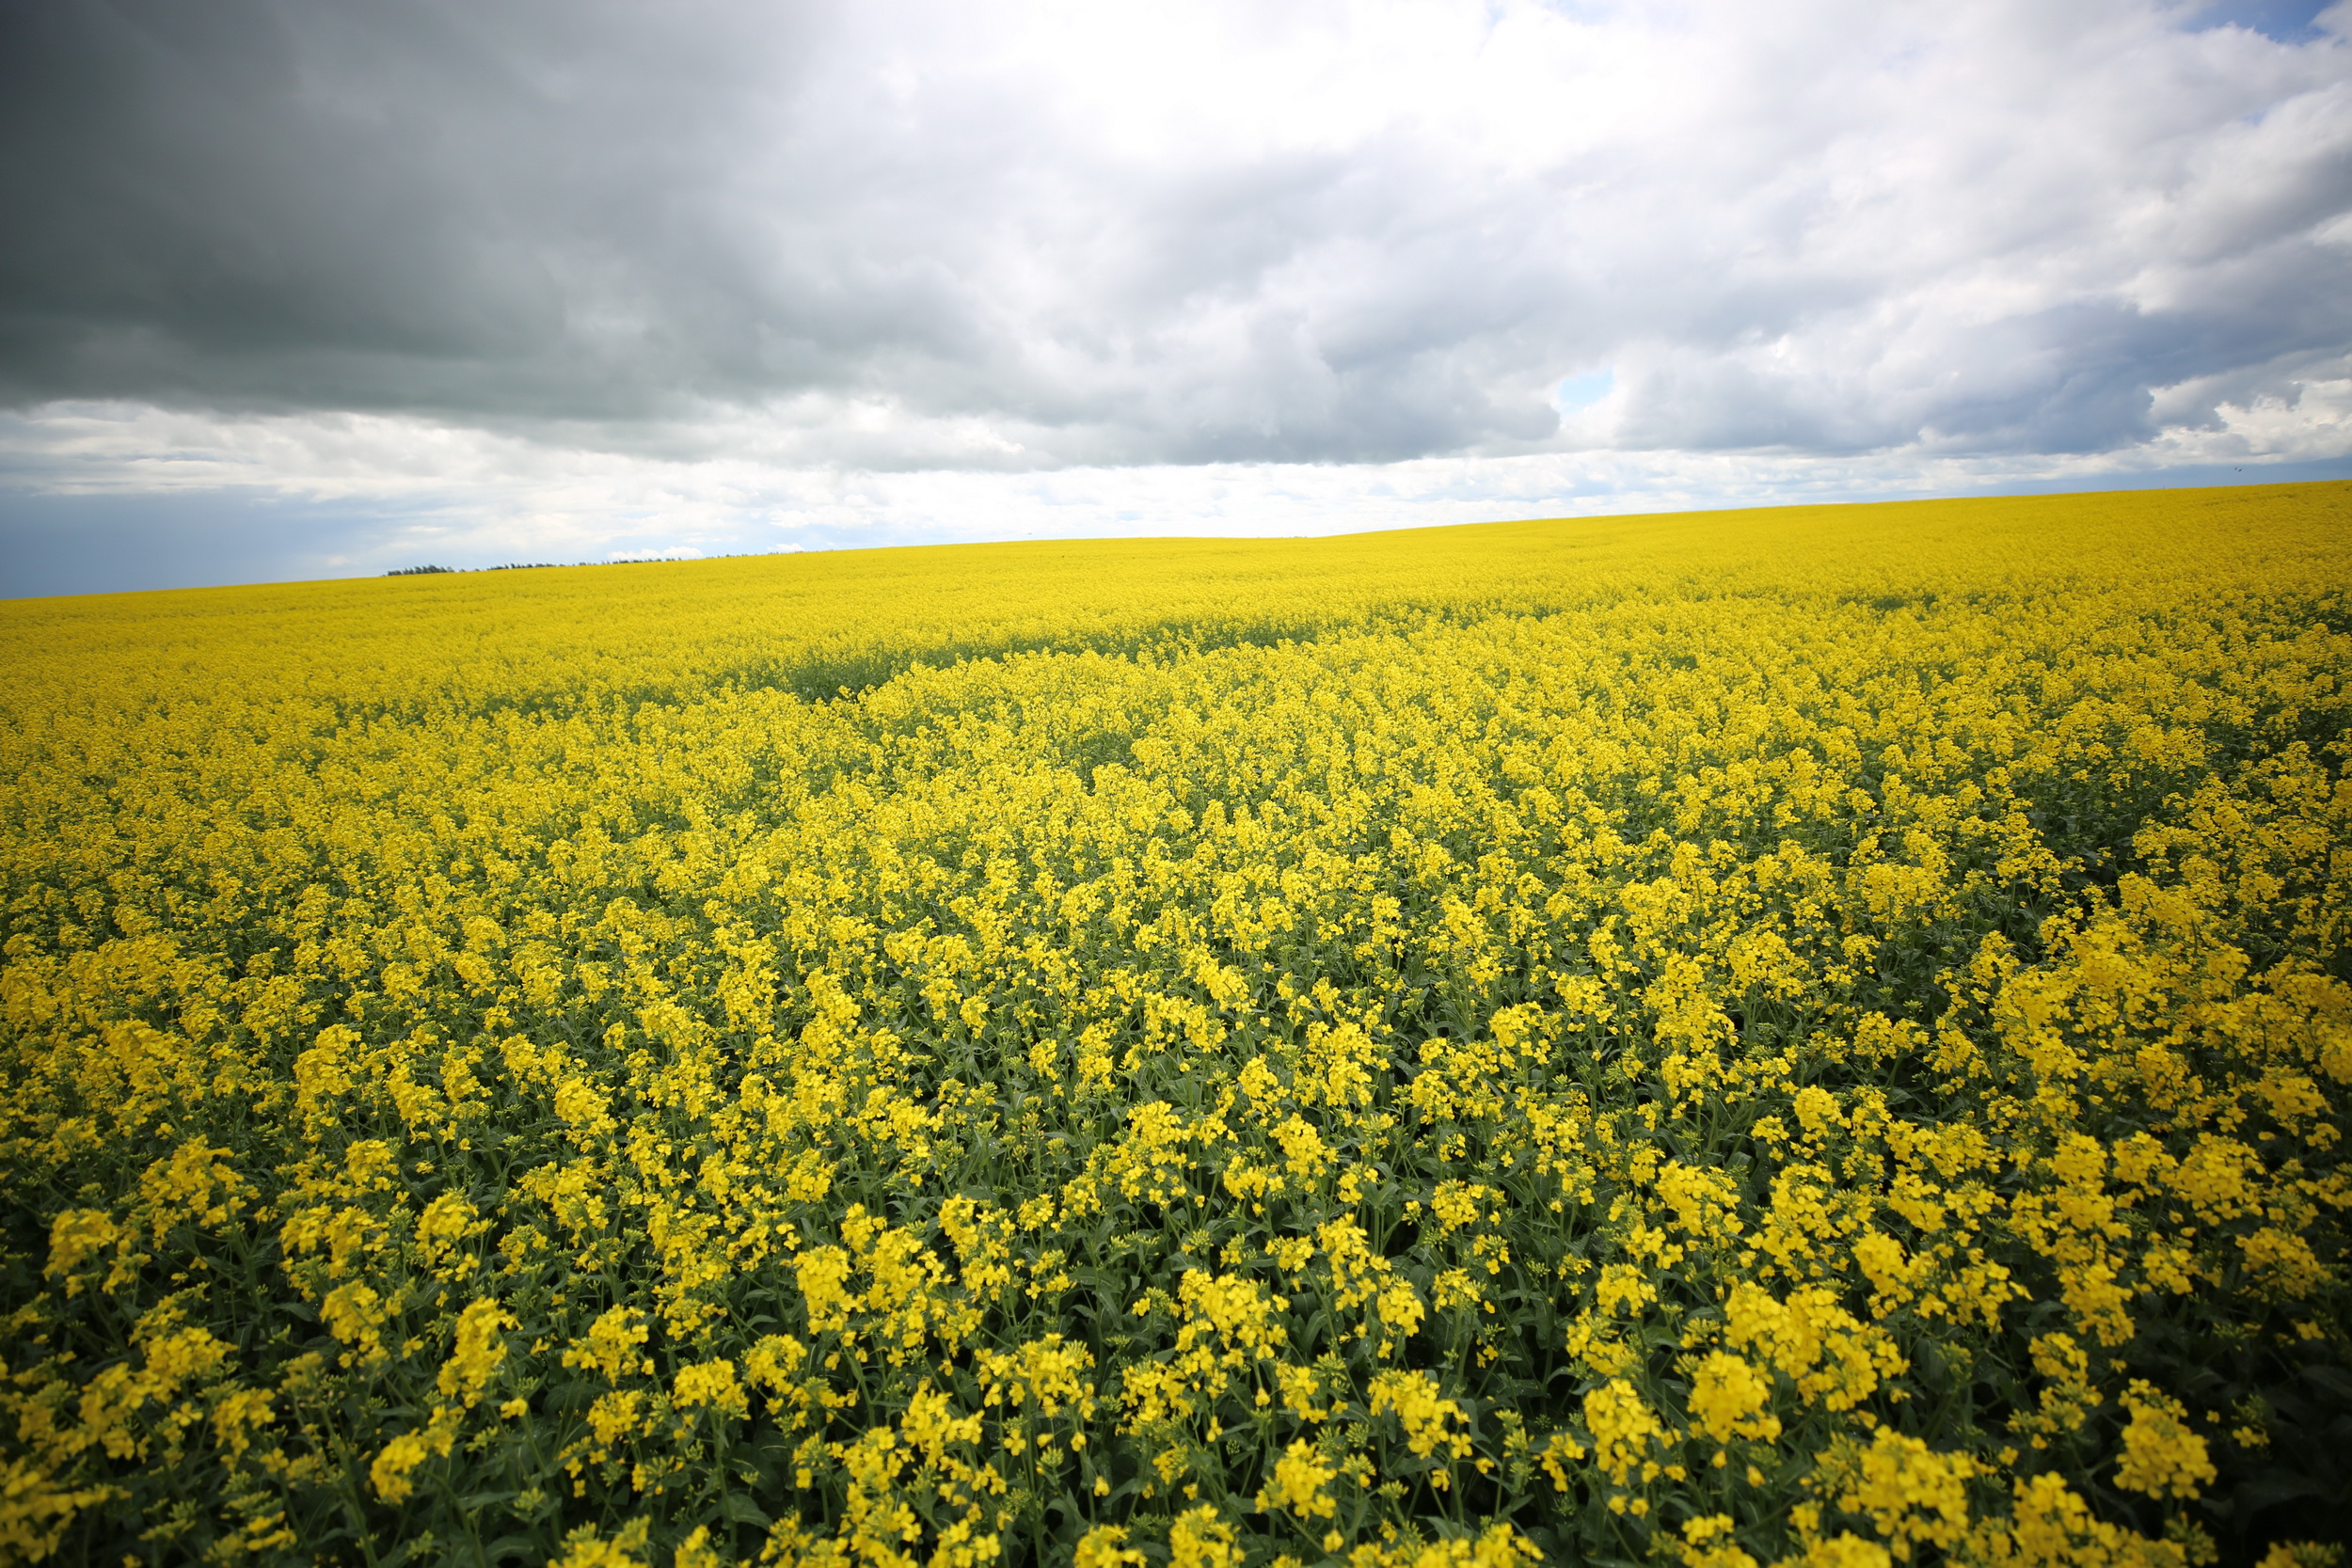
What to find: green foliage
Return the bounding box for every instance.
[2,485,2349,1567]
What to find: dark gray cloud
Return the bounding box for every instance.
[2,0,2349,477]
[0,1,843,419]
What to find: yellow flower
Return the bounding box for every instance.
[321,1282,390,1368]
[1678,1513,1758,1568]
[1686,1352,1780,1445]
[1074,1525,1148,1568]
[414,1192,487,1279]
[1370,1369,1470,1460]
[2113,1380,2216,1501]
[563,1305,652,1381]
[1168,1507,1240,1568]
[369,1409,458,1503]
[674,1357,748,1419]
[1827,1430,1977,1560]
[549,1519,652,1568]
[42,1208,121,1296]
[436,1297,515,1409]
[210,1387,275,1462]
[1582,1378,1664,1485]
[2255,1545,2345,1568]
[1255,1439,1339,1520]
[1787,1536,1892,1568]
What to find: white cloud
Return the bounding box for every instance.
[7,384,2344,579]
[2,0,2348,589]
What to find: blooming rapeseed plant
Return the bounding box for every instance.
[1,483,2347,1563]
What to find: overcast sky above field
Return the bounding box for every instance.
[4,0,2351,594]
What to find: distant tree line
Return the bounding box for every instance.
[384,559,691,578]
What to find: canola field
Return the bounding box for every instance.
[3,483,2350,1568]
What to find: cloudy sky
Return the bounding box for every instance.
[4,0,2349,595]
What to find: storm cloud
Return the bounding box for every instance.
[2,0,2349,590]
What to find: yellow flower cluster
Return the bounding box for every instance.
[2,483,2348,1565]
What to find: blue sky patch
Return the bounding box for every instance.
[1554,370,1616,412]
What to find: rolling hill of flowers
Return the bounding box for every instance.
[3,483,2348,1568]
